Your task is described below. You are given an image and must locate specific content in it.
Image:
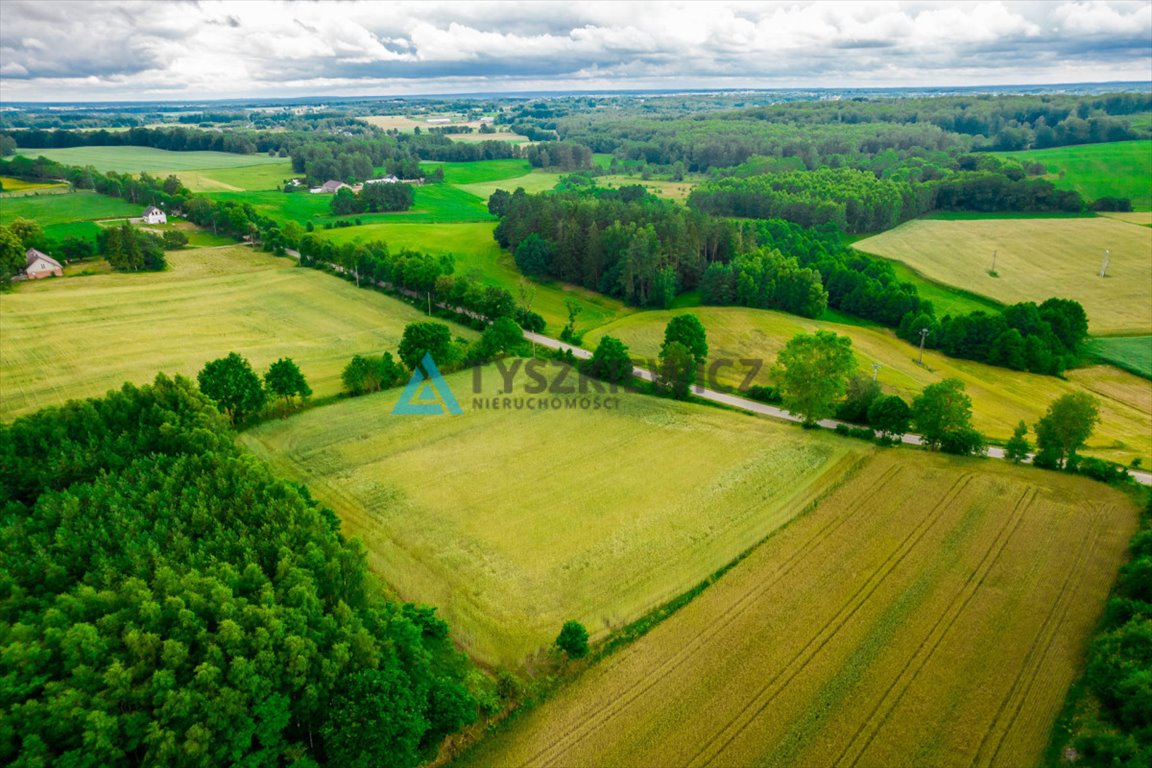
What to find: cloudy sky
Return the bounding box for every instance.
[1,1,1149,101]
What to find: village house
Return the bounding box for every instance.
[23,248,63,279]
[142,205,167,224]
[310,180,350,194]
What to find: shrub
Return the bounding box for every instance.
[555,620,590,659]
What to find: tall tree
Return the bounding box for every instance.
[398,322,454,372]
[912,378,978,451]
[264,357,312,408]
[657,341,696,400]
[1004,420,1032,463]
[1034,392,1100,468]
[775,330,856,426]
[585,335,633,385]
[197,352,267,424]
[661,314,709,366]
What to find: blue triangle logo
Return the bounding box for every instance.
[392,353,463,415]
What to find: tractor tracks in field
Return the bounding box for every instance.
[684,473,977,768]
[969,502,1107,768]
[834,486,1037,768]
[519,461,903,768]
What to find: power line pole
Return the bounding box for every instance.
[917,327,929,366]
[990,249,997,273]
[872,362,881,381]
[1099,249,1109,278]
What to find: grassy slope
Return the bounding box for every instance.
[582,306,1152,466]
[995,140,1152,210]
[0,246,474,419]
[0,190,142,227]
[241,367,864,665]
[854,218,1152,335]
[456,451,1139,768]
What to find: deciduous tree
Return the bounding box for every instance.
[1035,392,1100,468]
[197,352,267,423]
[775,331,855,426]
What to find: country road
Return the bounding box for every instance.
[284,249,1151,486]
[525,331,1152,487]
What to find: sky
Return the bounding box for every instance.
[0,1,1149,102]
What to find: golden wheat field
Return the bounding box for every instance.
[853,218,1152,335]
[455,451,1140,768]
[241,365,864,665]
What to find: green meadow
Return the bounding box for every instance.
[1088,335,1152,379]
[996,140,1152,210]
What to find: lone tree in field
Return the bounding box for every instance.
[555,620,589,659]
[1004,420,1032,463]
[585,335,633,385]
[867,395,911,439]
[398,322,454,372]
[658,340,696,400]
[1034,392,1100,468]
[912,378,983,455]
[661,314,709,366]
[775,330,855,426]
[197,352,267,424]
[264,357,312,408]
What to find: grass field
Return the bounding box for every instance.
[882,258,1004,317]
[176,161,295,193]
[582,306,1152,466]
[854,218,1152,335]
[996,140,1152,210]
[1086,336,1152,380]
[594,174,697,202]
[456,171,564,200]
[15,145,286,174]
[456,451,1138,768]
[0,246,465,419]
[241,368,864,665]
[320,221,630,332]
[0,190,141,227]
[422,159,534,184]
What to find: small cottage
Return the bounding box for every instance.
[23,248,63,279]
[142,205,167,224]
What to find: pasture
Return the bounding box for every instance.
[240,368,864,665]
[997,140,1152,210]
[320,221,630,332]
[14,145,286,174]
[0,190,141,227]
[0,176,69,195]
[456,452,1139,768]
[0,246,458,419]
[1086,336,1152,380]
[853,218,1152,335]
[583,306,1152,466]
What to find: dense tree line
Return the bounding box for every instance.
[492,186,739,307]
[0,375,478,766]
[524,142,593,170]
[699,247,828,318]
[4,125,263,154]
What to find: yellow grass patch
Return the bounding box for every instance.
[241,367,864,665]
[457,452,1139,768]
[854,218,1152,334]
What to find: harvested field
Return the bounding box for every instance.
[456,452,1139,768]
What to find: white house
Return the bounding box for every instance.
[363,175,400,185]
[23,248,63,279]
[142,205,167,225]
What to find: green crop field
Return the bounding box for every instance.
[15,145,286,174]
[583,306,1152,466]
[854,218,1152,335]
[0,190,141,227]
[0,176,70,194]
[1088,336,1152,379]
[176,161,296,192]
[457,451,1139,768]
[0,246,467,419]
[881,258,1004,317]
[421,158,534,184]
[241,368,865,665]
[996,140,1152,210]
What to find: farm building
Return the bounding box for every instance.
[364,175,400,184]
[310,180,350,194]
[23,248,63,279]
[141,205,167,224]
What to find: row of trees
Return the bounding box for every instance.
[196,353,313,423]
[0,375,478,766]
[98,223,167,272]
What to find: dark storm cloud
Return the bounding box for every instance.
[0,1,1148,99]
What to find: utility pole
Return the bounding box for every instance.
[1099,249,1110,278]
[427,291,432,316]
[872,362,881,381]
[990,250,997,273]
[917,327,929,366]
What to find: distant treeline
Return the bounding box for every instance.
[553,92,1152,172]
[0,375,478,766]
[687,162,1095,234]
